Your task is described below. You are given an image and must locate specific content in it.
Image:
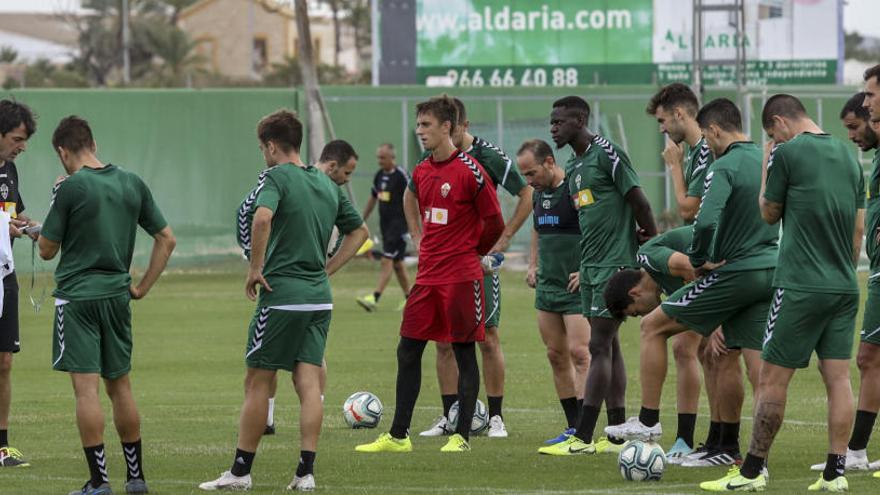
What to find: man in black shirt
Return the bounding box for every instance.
[0,99,40,468]
[357,143,411,311]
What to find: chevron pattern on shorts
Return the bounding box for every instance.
[246,307,271,358]
[664,273,720,307]
[52,305,65,366]
[473,280,484,324]
[459,152,485,191]
[763,288,784,348]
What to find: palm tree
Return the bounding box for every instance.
[0,46,17,64]
[144,23,206,86]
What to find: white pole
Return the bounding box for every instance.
[371,0,380,86]
[122,0,130,84]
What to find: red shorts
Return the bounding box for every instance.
[400,280,486,343]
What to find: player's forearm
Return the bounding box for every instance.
[403,190,422,242]
[668,252,696,282]
[528,229,538,269]
[38,236,60,260]
[625,187,658,238]
[327,224,369,276]
[249,214,272,272]
[502,186,534,241]
[136,227,176,295]
[362,197,377,222]
[670,169,688,210]
[477,213,505,255]
[854,209,866,265]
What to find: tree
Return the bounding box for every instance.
[327,0,342,67]
[144,23,206,86]
[845,31,880,62]
[0,46,17,64]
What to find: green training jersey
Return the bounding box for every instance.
[867,150,880,274]
[638,226,693,295]
[688,142,778,272]
[42,165,167,301]
[764,133,865,294]
[253,163,363,307]
[533,180,580,294]
[685,137,713,199]
[565,135,641,268]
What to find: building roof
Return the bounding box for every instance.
[0,13,78,47]
[179,0,295,21]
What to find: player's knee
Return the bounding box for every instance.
[672,339,697,364]
[479,332,499,354]
[569,345,591,370]
[0,353,11,374]
[857,344,880,372]
[588,337,611,358]
[545,346,567,368]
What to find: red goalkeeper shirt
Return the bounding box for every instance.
[409,150,502,285]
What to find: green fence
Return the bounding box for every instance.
[1,85,867,269]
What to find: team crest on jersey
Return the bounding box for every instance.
[440,182,451,198]
[542,199,551,209]
[0,183,7,200]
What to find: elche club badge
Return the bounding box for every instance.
[542,199,551,209]
[440,182,451,198]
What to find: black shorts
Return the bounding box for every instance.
[382,234,407,261]
[0,273,20,353]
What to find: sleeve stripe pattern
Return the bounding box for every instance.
[49,177,67,207]
[691,141,711,177]
[692,171,715,224]
[237,169,270,254]
[475,137,513,188]
[458,152,486,192]
[636,253,658,272]
[766,143,780,169]
[592,135,622,180]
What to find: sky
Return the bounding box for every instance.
[1,0,879,37]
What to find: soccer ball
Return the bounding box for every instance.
[446,399,489,435]
[618,440,666,481]
[342,391,382,429]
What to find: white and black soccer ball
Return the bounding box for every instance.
[342,391,383,429]
[618,440,666,481]
[446,399,489,435]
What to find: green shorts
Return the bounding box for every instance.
[535,288,582,315]
[484,273,501,329]
[661,269,774,351]
[580,266,629,319]
[861,276,880,345]
[245,307,331,370]
[51,294,133,380]
[762,288,858,368]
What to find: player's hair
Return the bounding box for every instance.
[761,94,807,129]
[415,94,458,133]
[52,115,94,153]
[840,92,871,121]
[696,98,743,132]
[319,139,358,165]
[517,139,555,165]
[552,96,591,123]
[452,97,467,124]
[257,109,303,153]
[603,269,644,321]
[864,64,880,84]
[0,99,36,138]
[646,83,699,117]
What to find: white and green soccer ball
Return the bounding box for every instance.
[618,440,666,481]
[342,391,383,429]
[447,399,489,435]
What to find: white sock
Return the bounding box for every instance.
[320,394,325,403]
[267,397,276,426]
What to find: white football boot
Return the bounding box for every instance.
[287,474,315,491]
[604,417,662,442]
[419,416,451,437]
[198,471,252,491]
[487,415,508,438]
[809,448,880,471]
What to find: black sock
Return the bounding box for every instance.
[390,338,427,439]
[296,450,316,477]
[574,405,600,443]
[638,407,660,427]
[576,398,583,411]
[705,421,721,449]
[230,448,255,477]
[373,291,382,302]
[83,444,109,488]
[719,422,741,452]
[607,407,626,427]
[560,397,579,428]
[441,394,457,419]
[823,453,846,482]
[122,439,144,481]
[452,342,480,441]
[488,396,503,419]
[0,429,7,448]
[740,453,765,479]
[676,413,697,448]
[848,410,877,451]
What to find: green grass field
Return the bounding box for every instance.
[2,261,879,494]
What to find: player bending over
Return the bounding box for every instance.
[41,116,176,495]
[356,95,503,454]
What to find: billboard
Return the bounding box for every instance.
[415,0,841,87]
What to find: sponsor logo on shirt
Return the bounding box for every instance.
[430,207,449,225]
[537,214,560,226]
[0,202,16,218]
[573,189,594,208]
[378,191,391,202]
